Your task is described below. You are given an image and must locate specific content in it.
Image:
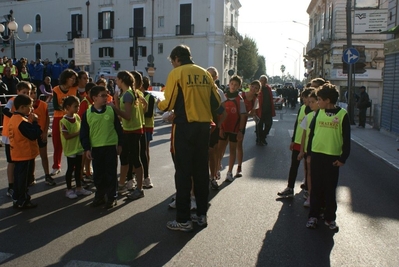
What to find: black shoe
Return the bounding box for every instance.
[256,141,264,146]
[210,179,219,190]
[13,201,38,210]
[261,139,268,145]
[90,197,106,207]
[45,175,57,186]
[105,199,117,209]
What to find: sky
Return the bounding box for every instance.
[238,0,311,80]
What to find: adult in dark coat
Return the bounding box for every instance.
[357,86,369,128]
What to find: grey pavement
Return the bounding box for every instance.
[351,123,399,171]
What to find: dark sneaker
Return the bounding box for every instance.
[325,220,339,232]
[256,141,265,146]
[13,201,38,210]
[277,187,294,198]
[303,190,309,199]
[126,189,144,201]
[166,220,193,232]
[306,217,318,229]
[191,214,208,227]
[6,188,13,198]
[91,197,106,207]
[210,179,219,190]
[45,175,57,186]
[105,199,117,209]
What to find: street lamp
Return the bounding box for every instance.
[292,20,309,27]
[286,47,302,80]
[0,11,32,59]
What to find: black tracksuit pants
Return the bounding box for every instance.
[173,122,210,223]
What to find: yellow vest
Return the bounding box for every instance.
[294,105,306,144]
[311,108,347,156]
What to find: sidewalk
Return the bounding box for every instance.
[351,124,399,171]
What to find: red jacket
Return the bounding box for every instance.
[256,85,276,118]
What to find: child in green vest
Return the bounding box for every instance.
[305,83,351,231]
[80,86,123,208]
[60,96,92,199]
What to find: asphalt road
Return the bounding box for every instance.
[0,106,398,267]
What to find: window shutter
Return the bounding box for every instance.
[141,46,147,57]
[130,47,133,57]
[68,48,73,58]
[99,47,103,58]
[109,47,114,57]
[78,15,83,31]
[98,13,103,30]
[110,11,115,29]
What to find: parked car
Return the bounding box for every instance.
[272,90,284,110]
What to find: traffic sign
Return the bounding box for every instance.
[147,67,155,76]
[342,48,359,64]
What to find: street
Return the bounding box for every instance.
[0,107,398,267]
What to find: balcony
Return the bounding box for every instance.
[98,29,113,39]
[306,29,332,58]
[67,31,82,41]
[175,24,194,36]
[129,27,146,37]
[224,26,243,44]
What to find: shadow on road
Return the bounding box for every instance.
[256,197,335,267]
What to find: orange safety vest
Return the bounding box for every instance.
[9,114,39,161]
[1,97,15,137]
[32,99,48,132]
[53,86,78,117]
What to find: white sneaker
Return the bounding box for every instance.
[303,198,310,208]
[51,168,61,176]
[143,177,153,189]
[168,199,176,209]
[225,171,234,182]
[190,196,197,210]
[126,179,136,190]
[75,188,92,196]
[66,189,77,199]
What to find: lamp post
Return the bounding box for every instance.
[0,10,32,59]
[286,46,302,80]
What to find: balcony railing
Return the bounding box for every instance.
[176,24,194,36]
[98,29,113,39]
[224,25,243,43]
[129,27,146,37]
[306,29,331,53]
[67,31,82,41]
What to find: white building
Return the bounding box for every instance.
[0,0,242,85]
[304,0,388,116]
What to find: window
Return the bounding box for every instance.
[179,4,192,35]
[98,11,114,39]
[35,14,41,32]
[129,46,147,57]
[68,48,74,58]
[35,44,41,60]
[99,11,114,30]
[355,0,379,9]
[133,7,145,37]
[158,16,164,28]
[158,43,163,54]
[99,47,114,57]
[72,14,83,34]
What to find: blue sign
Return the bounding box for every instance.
[342,48,359,64]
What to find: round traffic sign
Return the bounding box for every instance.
[147,67,155,76]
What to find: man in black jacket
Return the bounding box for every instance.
[357,86,369,128]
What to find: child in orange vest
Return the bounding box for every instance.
[9,94,42,209]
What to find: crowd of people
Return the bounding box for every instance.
[1,46,351,233]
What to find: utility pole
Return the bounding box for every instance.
[346,0,355,124]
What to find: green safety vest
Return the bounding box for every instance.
[60,114,84,157]
[311,108,347,156]
[294,105,307,144]
[86,106,118,147]
[119,88,143,131]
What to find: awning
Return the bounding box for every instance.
[380,25,399,34]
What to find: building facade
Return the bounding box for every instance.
[0,0,242,85]
[381,0,399,134]
[304,0,388,121]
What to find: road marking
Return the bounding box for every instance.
[64,261,130,267]
[0,252,13,264]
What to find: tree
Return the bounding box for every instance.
[237,36,258,80]
[253,55,266,80]
[280,65,286,76]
